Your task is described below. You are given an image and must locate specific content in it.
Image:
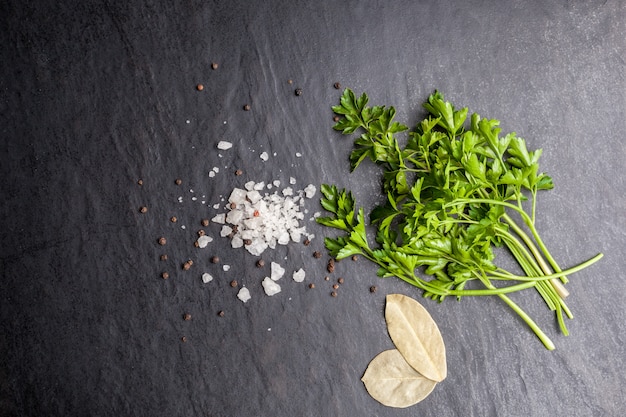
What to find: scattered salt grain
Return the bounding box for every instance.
[271,262,285,281]
[304,184,317,199]
[196,235,213,248]
[262,277,281,296]
[292,268,306,282]
[289,177,296,185]
[260,152,269,161]
[223,265,230,271]
[295,152,302,157]
[202,273,213,283]
[217,141,233,150]
[212,213,226,224]
[237,287,251,303]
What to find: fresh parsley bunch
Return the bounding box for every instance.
[317,89,603,349]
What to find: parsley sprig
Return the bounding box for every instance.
[318,89,603,349]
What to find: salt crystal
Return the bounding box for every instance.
[202,273,213,283]
[270,262,285,281]
[292,268,305,282]
[220,225,233,237]
[208,171,216,178]
[223,265,230,271]
[289,177,296,185]
[273,180,281,187]
[295,152,302,157]
[212,213,226,224]
[217,141,233,150]
[237,287,251,303]
[260,152,269,161]
[196,235,213,248]
[262,277,281,296]
[304,184,317,199]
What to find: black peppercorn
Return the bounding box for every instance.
[333,82,341,89]
[295,88,303,96]
[369,286,377,293]
[211,256,220,264]
[243,104,251,111]
[256,259,265,268]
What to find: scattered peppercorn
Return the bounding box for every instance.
[338,277,344,284]
[139,206,148,213]
[313,251,322,259]
[324,276,330,281]
[158,237,167,245]
[369,286,377,293]
[333,82,341,89]
[181,336,187,342]
[331,291,337,297]
[183,261,192,270]
[211,62,218,70]
[160,254,168,261]
[211,256,220,264]
[256,259,265,268]
[175,178,182,185]
[170,216,177,223]
[332,284,339,290]
[333,115,340,122]
[243,239,252,245]
[352,255,358,261]
[295,88,303,96]
[197,229,205,236]
[230,202,237,209]
[308,283,315,289]
[243,104,251,111]
[327,258,335,273]
[303,239,310,246]
[235,169,243,176]
[137,179,143,186]
[161,272,169,279]
[183,313,192,321]
[230,280,238,288]
[196,84,204,91]
[287,79,293,84]
[218,310,225,317]
[201,219,209,227]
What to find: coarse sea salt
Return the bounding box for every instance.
[270,262,285,281]
[292,268,305,282]
[217,141,233,150]
[216,181,317,256]
[237,287,251,303]
[262,277,281,296]
[196,235,213,248]
[202,273,213,283]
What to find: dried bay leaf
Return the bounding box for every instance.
[385,294,447,382]
[361,349,437,408]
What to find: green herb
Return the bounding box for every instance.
[318,89,603,350]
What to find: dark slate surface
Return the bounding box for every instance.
[1,1,625,416]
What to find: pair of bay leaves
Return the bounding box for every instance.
[361,294,447,408]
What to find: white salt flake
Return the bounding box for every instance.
[212,213,226,224]
[223,265,230,271]
[196,235,213,248]
[271,262,285,281]
[237,287,251,303]
[304,184,317,199]
[262,277,281,296]
[202,273,213,283]
[295,152,302,157]
[217,141,233,150]
[260,151,269,161]
[289,177,296,185]
[292,268,306,282]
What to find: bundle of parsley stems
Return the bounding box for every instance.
[317,89,603,349]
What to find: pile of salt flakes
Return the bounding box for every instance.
[192,140,319,303]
